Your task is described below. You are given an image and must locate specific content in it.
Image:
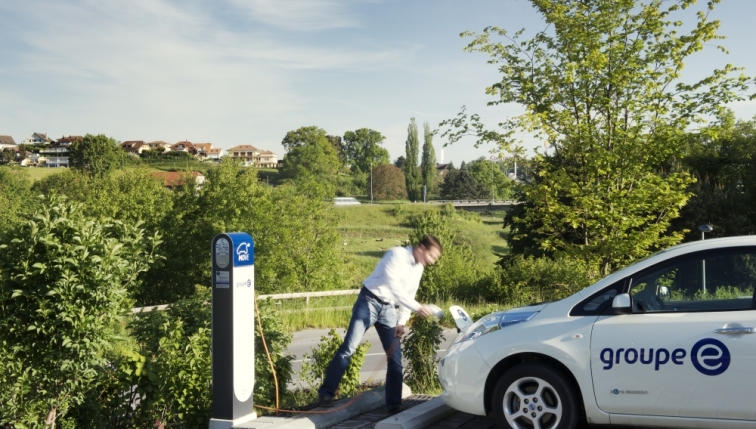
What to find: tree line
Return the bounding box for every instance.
[277,122,516,201]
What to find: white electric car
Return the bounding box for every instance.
[439,236,756,429]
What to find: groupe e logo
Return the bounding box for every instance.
[236,242,251,262]
[599,338,730,376]
[690,338,730,376]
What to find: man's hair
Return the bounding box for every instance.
[418,234,442,253]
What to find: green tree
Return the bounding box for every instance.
[0,195,160,427]
[394,156,406,169]
[282,128,341,187]
[144,158,346,304]
[343,128,390,174]
[281,126,328,152]
[438,169,489,200]
[371,164,407,201]
[444,0,754,275]
[326,135,347,168]
[0,149,14,164]
[673,112,756,240]
[420,122,437,199]
[466,157,512,201]
[404,118,421,201]
[68,134,124,178]
[255,182,346,294]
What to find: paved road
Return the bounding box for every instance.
[288,327,459,388]
[287,330,659,428]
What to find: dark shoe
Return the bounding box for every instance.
[318,396,335,408]
[388,405,408,415]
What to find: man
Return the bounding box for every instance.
[317,234,443,414]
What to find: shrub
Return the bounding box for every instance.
[408,210,482,301]
[0,195,160,428]
[485,255,597,307]
[299,329,369,398]
[64,288,294,428]
[403,316,443,394]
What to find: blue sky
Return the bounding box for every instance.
[2,0,756,165]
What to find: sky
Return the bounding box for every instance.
[2,0,756,165]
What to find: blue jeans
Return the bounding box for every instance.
[318,288,403,410]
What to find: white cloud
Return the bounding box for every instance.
[228,0,360,31]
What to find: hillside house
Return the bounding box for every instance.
[0,135,16,150]
[146,141,171,153]
[170,141,197,155]
[21,132,53,145]
[228,145,278,167]
[121,140,149,154]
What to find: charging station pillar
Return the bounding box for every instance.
[209,233,256,429]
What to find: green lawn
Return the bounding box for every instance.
[337,203,509,287]
[0,166,66,181]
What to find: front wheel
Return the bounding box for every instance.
[492,363,579,429]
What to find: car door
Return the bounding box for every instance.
[590,248,756,420]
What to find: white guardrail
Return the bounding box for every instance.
[130,289,361,313]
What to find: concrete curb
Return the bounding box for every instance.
[374,397,456,429]
[235,384,411,429]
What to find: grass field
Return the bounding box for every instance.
[2,160,222,181]
[336,202,508,286]
[0,166,66,181]
[267,202,513,331]
[270,294,510,332]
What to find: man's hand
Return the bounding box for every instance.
[394,325,406,338]
[417,304,433,318]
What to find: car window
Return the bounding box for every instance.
[629,249,756,313]
[570,280,624,316]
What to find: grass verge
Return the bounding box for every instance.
[274,294,510,332]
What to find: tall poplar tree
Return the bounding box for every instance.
[404,118,421,201]
[420,122,437,199]
[442,0,755,275]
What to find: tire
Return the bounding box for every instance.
[492,363,579,429]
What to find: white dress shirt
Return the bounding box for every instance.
[362,246,424,325]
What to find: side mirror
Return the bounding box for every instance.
[612,293,632,315]
[658,286,670,301]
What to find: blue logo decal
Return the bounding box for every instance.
[226,232,254,266]
[691,338,730,376]
[237,242,251,261]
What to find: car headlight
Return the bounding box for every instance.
[456,310,539,343]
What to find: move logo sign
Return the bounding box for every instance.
[599,338,730,376]
[236,242,251,262]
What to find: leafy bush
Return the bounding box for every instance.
[408,210,482,301]
[64,289,294,427]
[334,172,366,197]
[0,195,160,428]
[390,203,405,218]
[403,316,443,394]
[0,167,36,234]
[299,329,369,398]
[484,255,596,306]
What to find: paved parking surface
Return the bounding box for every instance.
[323,394,653,429]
